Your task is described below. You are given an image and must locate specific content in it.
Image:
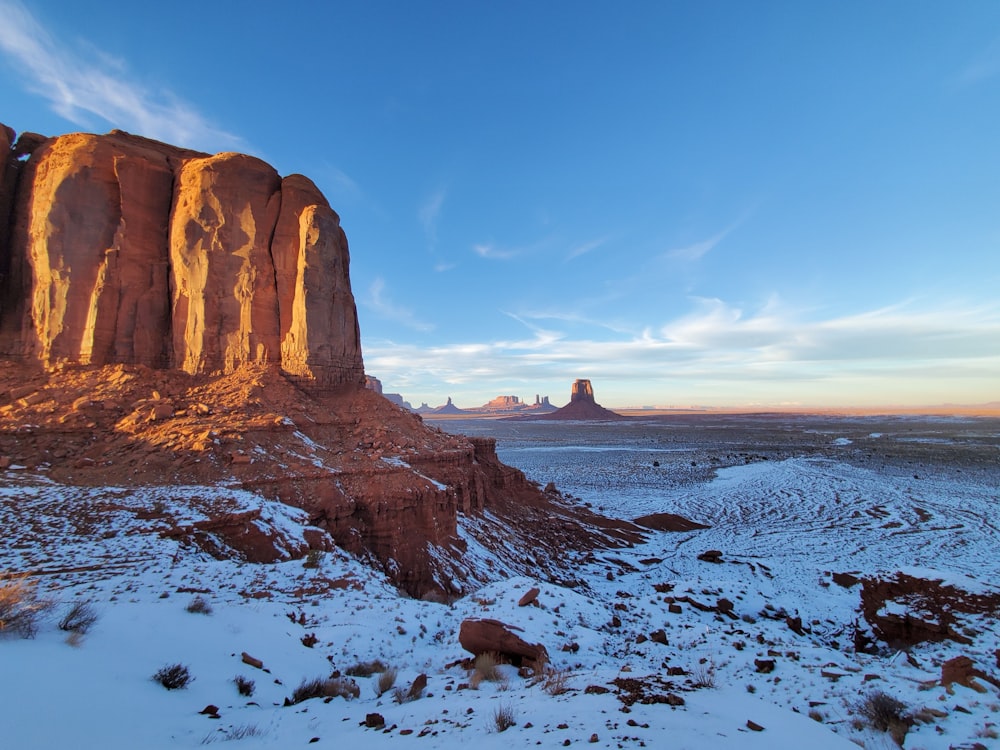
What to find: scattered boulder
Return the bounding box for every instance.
[458,618,549,668]
[241,652,264,669]
[832,572,860,588]
[407,674,427,700]
[697,550,723,564]
[363,713,385,729]
[518,587,540,607]
[754,659,776,674]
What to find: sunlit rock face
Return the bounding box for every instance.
[0,124,364,388]
[570,378,595,403]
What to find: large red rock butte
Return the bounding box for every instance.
[528,379,627,420]
[0,122,644,597]
[0,127,362,386]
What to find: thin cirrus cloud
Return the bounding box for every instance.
[565,236,610,261]
[472,243,520,261]
[365,277,434,333]
[0,0,243,152]
[665,226,734,262]
[419,189,446,244]
[363,297,1000,401]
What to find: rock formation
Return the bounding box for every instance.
[530,379,626,420]
[0,124,363,387]
[0,120,644,597]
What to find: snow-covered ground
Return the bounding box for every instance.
[2,416,998,748]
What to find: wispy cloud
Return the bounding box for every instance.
[665,226,733,262]
[566,236,610,261]
[473,243,519,260]
[0,0,242,151]
[365,277,434,332]
[419,189,446,244]
[363,297,1000,406]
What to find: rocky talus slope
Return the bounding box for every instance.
[0,122,642,596]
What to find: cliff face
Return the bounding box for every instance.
[0,126,363,387]
[0,122,642,597]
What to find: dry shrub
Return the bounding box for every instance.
[492,703,516,732]
[186,596,212,615]
[59,601,98,634]
[0,574,53,638]
[691,660,716,688]
[542,667,572,696]
[375,666,398,697]
[852,690,911,745]
[345,659,388,677]
[234,675,255,697]
[291,676,359,703]
[154,663,193,690]
[470,652,500,688]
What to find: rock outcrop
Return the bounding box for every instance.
[459,618,549,668]
[529,379,626,420]
[0,120,645,597]
[0,124,363,387]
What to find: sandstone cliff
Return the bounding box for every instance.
[0,122,643,597]
[0,125,363,387]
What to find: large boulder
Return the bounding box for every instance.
[458,618,549,668]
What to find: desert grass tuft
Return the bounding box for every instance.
[492,703,516,732]
[291,675,359,703]
[345,659,388,677]
[375,666,398,697]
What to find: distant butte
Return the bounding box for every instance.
[523,379,627,421]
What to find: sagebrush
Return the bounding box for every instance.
[153,663,193,690]
[0,574,52,638]
[59,601,98,634]
[291,676,359,703]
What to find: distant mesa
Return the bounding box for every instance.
[537,379,626,421]
[364,380,557,416]
[477,393,556,415]
[365,375,413,410]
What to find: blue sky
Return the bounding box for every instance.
[2,1,998,408]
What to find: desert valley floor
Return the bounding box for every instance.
[2,412,998,749]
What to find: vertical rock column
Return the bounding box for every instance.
[11,134,177,367]
[169,153,282,375]
[272,174,364,387]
